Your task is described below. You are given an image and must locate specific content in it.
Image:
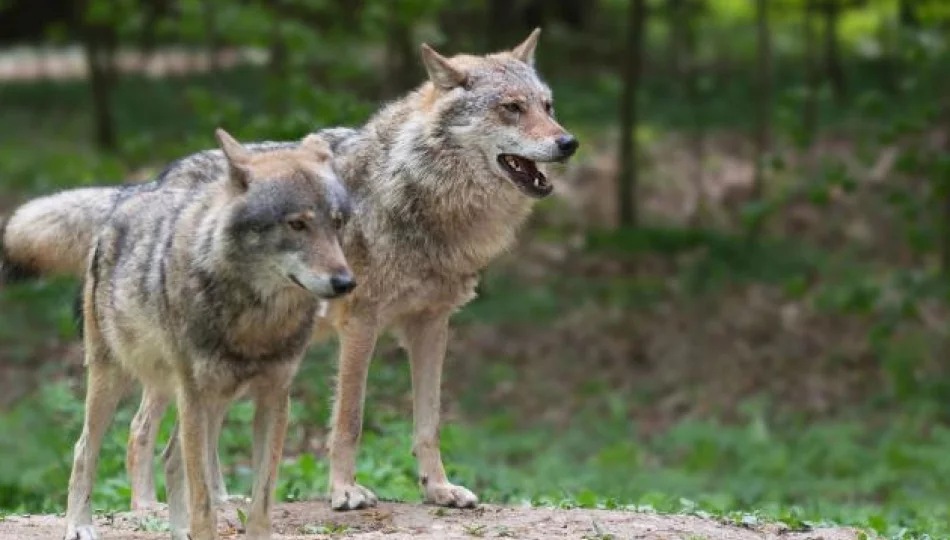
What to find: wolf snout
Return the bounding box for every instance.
[288,267,355,299]
[555,134,579,159]
[330,272,357,296]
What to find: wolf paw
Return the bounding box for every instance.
[330,483,378,511]
[64,524,99,540]
[424,482,479,508]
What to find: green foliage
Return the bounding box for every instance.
[7,368,950,538]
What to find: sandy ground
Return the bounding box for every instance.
[0,501,869,540]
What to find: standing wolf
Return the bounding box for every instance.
[63,128,354,540]
[1,29,578,511]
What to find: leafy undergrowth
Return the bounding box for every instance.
[1,352,948,539]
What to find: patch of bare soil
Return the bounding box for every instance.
[0,502,867,540]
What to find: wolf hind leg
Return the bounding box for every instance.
[65,355,132,540]
[127,387,169,511]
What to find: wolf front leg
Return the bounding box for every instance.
[162,411,233,540]
[176,381,218,540]
[398,311,478,508]
[245,388,291,539]
[65,357,131,540]
[327,312,380,511]
[127,388,169,511]
[161,422,190,540]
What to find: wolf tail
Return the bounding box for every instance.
[1,187,123,284]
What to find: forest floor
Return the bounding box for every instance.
[0,501,867,540]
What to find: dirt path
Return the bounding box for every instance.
[0,501,868,539]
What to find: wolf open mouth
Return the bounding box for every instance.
[497,154,553,198]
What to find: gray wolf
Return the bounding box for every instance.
[63,128,354,540]
[2,28,578,512]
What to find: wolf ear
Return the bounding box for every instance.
[215,128,250,191]
[420,44,467,90]
[300,133,332,162]
[511,28,542,66]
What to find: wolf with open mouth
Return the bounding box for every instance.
[314,27,580,511]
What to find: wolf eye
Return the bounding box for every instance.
[543,101,554,115]
[287,219,308,232]
[502,102,524,114]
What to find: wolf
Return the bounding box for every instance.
[1,28,578,511]
[62,128,354,540]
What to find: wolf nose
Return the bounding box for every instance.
[330,273,356,295]
[556,135,579,158]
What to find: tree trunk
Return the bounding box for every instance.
[941,98,950,277]
[268,20,286,78]
[822,1,846,103]
[899,0,918,30]
[202,0,222,76]
[802,0,819,147]
[877,10,898,95]
[383,5,416,99]
[617,0,646,228]
[485,0,513,51]
[265,9,288,116]
[139,2,159,58]
[667,0,685,77]
[82,23,118,152]
[676,0,706,228]
[748,0,771,238]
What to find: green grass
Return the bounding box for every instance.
[2,351,950,538]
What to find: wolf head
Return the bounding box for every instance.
[214,128,355,300]
[418,28,578,199]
